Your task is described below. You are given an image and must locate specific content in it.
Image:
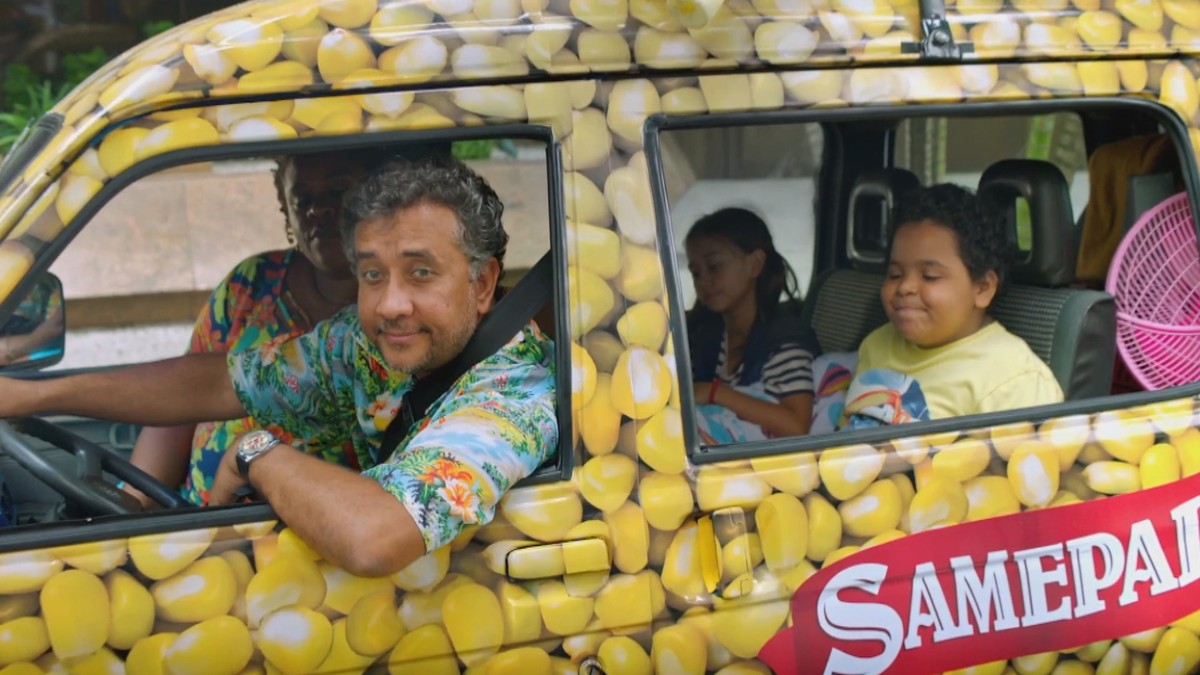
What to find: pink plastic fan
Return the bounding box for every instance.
[1105,192,1200,390]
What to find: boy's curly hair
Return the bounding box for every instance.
[888,183,1015,302]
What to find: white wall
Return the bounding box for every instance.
[670,178,818,309]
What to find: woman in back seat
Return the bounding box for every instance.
[685,208,816,443]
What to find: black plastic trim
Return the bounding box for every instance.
[0,502,278,554]
[521,136,577,485]
[645,95,1200,465]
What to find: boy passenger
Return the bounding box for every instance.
[842,184,1063,429]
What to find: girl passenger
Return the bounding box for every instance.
[685,207,815,444]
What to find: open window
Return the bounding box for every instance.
[650,100,1200,463]
[1,128,570,527]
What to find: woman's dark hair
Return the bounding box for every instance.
[888,183,1015,300]
[685,207,800,321]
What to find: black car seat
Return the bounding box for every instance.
[800,169,918,354]
[800,161,1116,402]
[978,159,1116,400]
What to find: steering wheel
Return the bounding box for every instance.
[0,417,189,517]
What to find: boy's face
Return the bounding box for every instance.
[882,219,997,349]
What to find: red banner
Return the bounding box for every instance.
[758,472,1200,674]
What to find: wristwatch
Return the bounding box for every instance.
[236,429,282,479]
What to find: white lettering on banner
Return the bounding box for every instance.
[1014,544,1072,627]
[809,488,1200,674]
[1119,519,1179,605]
[950,551,1019,633]
[1065,533,1123,618]
[905,563,973,649]
[817,564,904,675]
[1172,496,1200,586]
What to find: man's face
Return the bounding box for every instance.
[281,155,366,279]
[355,201,500,376]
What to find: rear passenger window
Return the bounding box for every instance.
[651,105,1195,459]
[658,123,823,446]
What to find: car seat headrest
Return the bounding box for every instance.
[977,159,1077,287]
[846,168,921,272]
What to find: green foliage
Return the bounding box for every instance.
[452,139,496,160]
[0,18,178,155]
[59,48,110,89]
[1,45,117,155]
[450,139,522,160]
[0,67,73,154]
[1,64,40,109]
[142,20,176,39]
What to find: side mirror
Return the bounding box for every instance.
[0,272,65,372]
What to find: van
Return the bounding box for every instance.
[1,0,1199,672]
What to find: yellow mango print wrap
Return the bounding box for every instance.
[1,0,1200,673]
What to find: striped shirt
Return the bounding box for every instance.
[715,337,815,399]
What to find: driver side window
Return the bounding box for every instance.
[48,159,290,371]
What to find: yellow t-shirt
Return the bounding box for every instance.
[854,320,1064,420]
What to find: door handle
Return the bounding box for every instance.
[505,537,611,580]
[698,507,755,598]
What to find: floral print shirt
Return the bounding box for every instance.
[229,308,558,553]
[182,250,361,506]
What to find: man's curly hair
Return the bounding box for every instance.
[888,183,1015,301]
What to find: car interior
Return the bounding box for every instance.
[661,103,1191,449]
[0,137,559,526]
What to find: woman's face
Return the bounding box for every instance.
[280,155,367,279]
[686,235,764,314]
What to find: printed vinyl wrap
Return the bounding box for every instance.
[1,0,1200,673]
[7,402,1200,672]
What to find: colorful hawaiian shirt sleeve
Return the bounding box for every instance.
[228,309,360,441]
[362,327,557,552]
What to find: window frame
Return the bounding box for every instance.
[0,119,574,542]
[646,96,1200,465]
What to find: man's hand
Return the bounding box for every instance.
[209,443,250,506]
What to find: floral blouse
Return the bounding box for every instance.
[229,308,558,553]
[180,250,355,506]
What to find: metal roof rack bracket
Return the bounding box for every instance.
[900,0,974,61]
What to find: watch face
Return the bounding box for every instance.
[241,430,275,453]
